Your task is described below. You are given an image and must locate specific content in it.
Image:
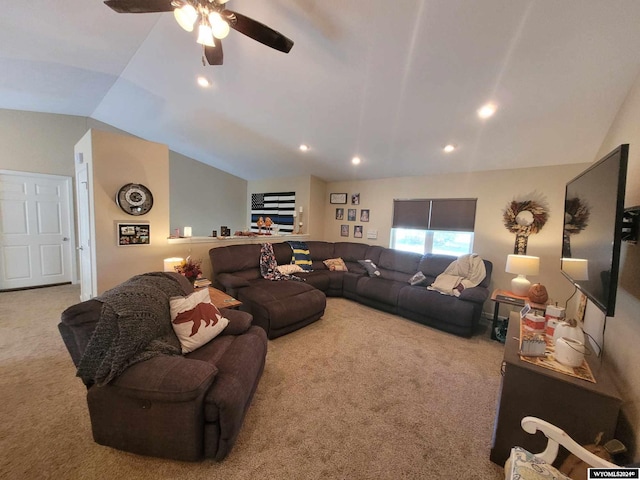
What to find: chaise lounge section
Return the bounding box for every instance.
[210,241,492,339]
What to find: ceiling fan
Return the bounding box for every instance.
[104,0,294,65]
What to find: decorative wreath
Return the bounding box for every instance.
[563,197,590,234]
[503,199,549,236]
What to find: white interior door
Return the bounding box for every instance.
[0,171,75,290]
[76,164,95,301]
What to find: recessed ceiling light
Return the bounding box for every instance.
[443,144,456,153]
[352,156,361,165]
[299,144,309,152]
[197,76,211,87]
[477,103,496,119]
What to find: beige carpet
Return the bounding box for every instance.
[0,284,505,479]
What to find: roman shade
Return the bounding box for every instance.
[392,198,476,231]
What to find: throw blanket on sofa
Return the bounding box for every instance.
[286,241,313,271]
[428,254,486,297]
[260,243,302,281]
[76,272,189,386]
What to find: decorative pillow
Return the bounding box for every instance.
[288,241,313,271]
[358,259,381,277]
[506,447,571,480]
[277,264,304,275]
[170,288,229,354]
[409,271,428,286]
[324,257,348,272]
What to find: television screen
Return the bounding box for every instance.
[561,144,628,317]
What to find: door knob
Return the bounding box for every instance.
[63,237,70,241]
[76,246,84,251]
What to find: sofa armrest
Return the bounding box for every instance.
[109,355,218,403]
[217,273,250,291]
[458,286,490,304]
[221,308,253,335]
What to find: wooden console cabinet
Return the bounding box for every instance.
[490,318,622,466]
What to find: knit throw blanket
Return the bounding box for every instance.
[76,272,190,386]
[260,243,302,281]
[428,254,486,297]
[286,241,313,271]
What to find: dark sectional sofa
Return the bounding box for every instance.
[209,241,493,338]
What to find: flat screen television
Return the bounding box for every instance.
[561,144,628,317]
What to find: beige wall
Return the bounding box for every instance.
[169,151,247,237]
[322,164,589,310]
[85,130,174,292]
[0,109,89,176]
[247,175,326,238]
[586,70,640,460]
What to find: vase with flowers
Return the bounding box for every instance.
[174,256,202,284]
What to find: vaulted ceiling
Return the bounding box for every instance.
[2,0,640,181]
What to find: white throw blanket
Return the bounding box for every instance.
[428,254,486,297]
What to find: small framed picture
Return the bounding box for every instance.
[360,209,370,222]
[340,224,349,237]
[330,193,347,204]
[351,193,360,205]
[335,208,344,220]
[347,209,356,221]
[354,225,363,238]
[117,222,150,246]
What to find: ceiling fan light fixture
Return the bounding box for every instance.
[197,23,216,47]
[209,11,230,39]
[173,4,198,32]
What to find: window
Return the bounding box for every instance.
[391,229,475,255]
[390,198,476,255]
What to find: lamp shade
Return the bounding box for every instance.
[505,254,540,276]
[561,258,589,281]
[164,257,184,272]
[506,254,540,296]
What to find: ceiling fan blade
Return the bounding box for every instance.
[104,0,174,13]
[223,10,294,53]
[205,43,224,66]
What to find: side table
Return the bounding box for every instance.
[490,289,546,342]
[206,286,242,309]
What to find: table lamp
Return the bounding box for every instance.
[163,257,184,272]
[561,258,589,281]
[505,254,540,296]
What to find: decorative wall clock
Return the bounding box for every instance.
[116,183,154,216]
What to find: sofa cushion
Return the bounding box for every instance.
[324,257,348,271]
[418,253,458,278]
[170,289,230,354]
[300,270,332,292]
[306,241,335,261]
[210,244,262,275]
[506,447,571,480]
[276,264,304,275]
[358,259,381,277]
[397,286,476,329]
[378,249,422,275]
[356,277,406,306]
[334,242,370,262]
[409,271,429,286]
[216,273,251,289]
